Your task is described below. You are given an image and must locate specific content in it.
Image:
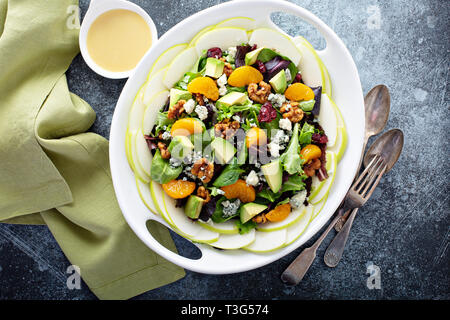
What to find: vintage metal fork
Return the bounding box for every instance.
[281,154,387,285]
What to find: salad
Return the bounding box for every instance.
[126,21,347,252]
[145,44,328,234]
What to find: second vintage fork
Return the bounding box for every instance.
[281,154,387,286]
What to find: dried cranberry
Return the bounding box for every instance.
[293,73,302,83]
[250,44,257,51]
[258,102,277,123]
[312,133,328,145]
[207,47,222,59]
[254,60,266,73]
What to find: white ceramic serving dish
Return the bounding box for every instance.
[109,0,364,274]
[79,0,158,79]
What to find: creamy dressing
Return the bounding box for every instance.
[87,9,151,72]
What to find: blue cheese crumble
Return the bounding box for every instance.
[184,99,195,114]
[194,105,208,120]
[279,118,292,131]
[245,170,259,186]
[221,198,241,218]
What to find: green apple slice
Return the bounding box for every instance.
[161,189,219,242]
[194,27,248,56]
[142,66,169,106]
[150,180,174,226]
[330,126,348,163]
[256,206,306,232]
[127,85,146,132]
[163,47,198,89]
[293,37,325,89]
[125,129,134,171]
[129,130,150,183]
[210,229,255,250]
[328,97,348,162]
[309,151,337,205]
[293,36,332,96]
[249,28,302,66]
[284,205,313,246]
[134,128,152,177]
[147,44,188,80]
[243,229,287,253]
[197,220,239,235]
[318,93,338,147]
[188,25,216,47]
[142,90,170,135]
[215,17,255,30]
[311,194,328,220]
[135,177,158,215]
[318,59,332,97]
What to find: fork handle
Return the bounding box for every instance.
[281,210,344,285]
[324,208,358,267]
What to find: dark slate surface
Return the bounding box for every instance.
[0,0,449,300]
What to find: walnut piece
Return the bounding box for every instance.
[214,118,240,140]
[304,158,321,177]
[197,186,211,203]
[219,58,233,77]
[252,213,267,224]
[157,142,171,159]
[280,101,304,123]
[191,158,214,183]
[168,99,185,119]
[248,81,271,104]
[194,93,205,106]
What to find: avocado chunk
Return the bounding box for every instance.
[240,203,268,223]
[168,136,194,160]
[169,88,192,108]
[210,137,236,164]
[269,69,287,94]
[245,47,264,65]
[185,195,204,219]
[204,57,225,79]
[261,159,283,193]
[217,92,248,107]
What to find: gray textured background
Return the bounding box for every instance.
[0,0,449,300]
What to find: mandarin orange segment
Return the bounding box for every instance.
[300,144,322,163]
[170,118,204,136]
[187,76,219,101]
[227,66,264,87]
[162,179,196,199]
[265,203,291,222]
[245,127,267,148]
[220,179,256,203]
[284,83,315,101]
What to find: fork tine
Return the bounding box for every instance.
[360,158,386,198]
[362,160,387,200]
[357,155,383,193]
[352,155,379,190]
[353,155,382,193]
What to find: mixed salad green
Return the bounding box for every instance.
[145,43,329,234]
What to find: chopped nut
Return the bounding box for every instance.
[214,118,240,140]
[219,58,233,77]
[157,142,171,159]
[280,101,304,123]
[191,158,214,183]
[304,158,321,177]
[197,186,211,203]
[248,81,271,104]
[194,93,205,106]
[168,99,185,119]
[252,213,268,224]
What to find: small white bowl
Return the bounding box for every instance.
[79,0,158,79]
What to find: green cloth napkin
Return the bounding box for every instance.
[0,0,184,299]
